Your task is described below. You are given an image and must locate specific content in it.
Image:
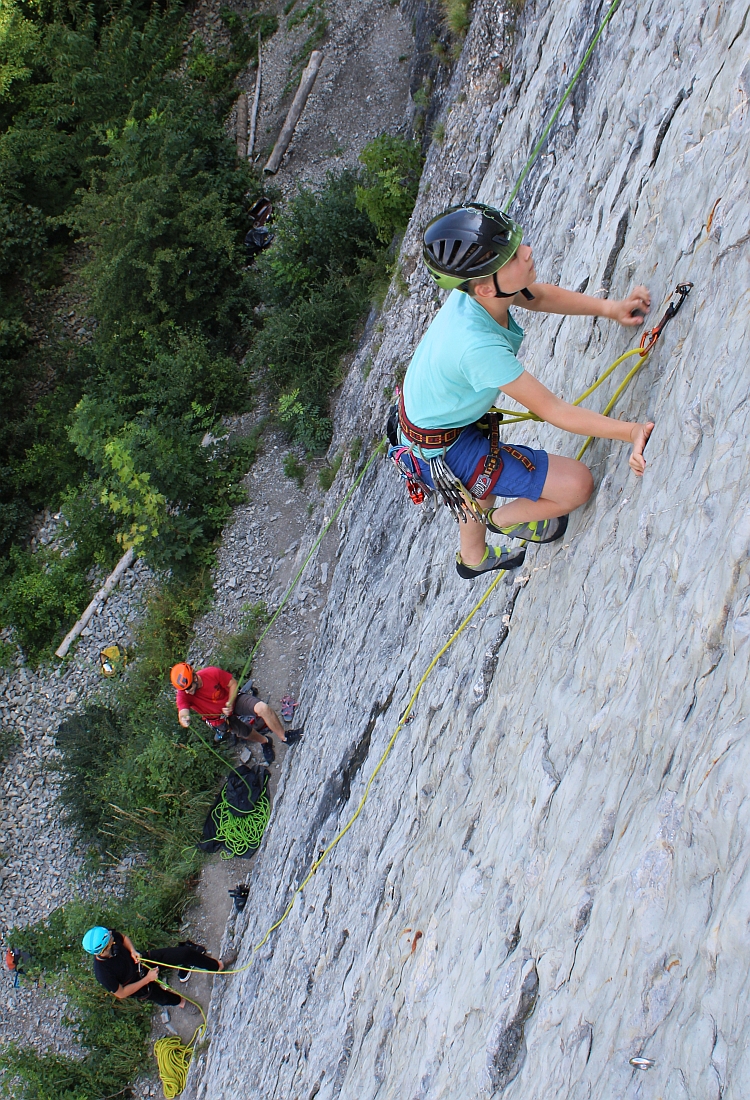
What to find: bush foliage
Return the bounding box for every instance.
[0,0,267,660]
[355,134,423,242]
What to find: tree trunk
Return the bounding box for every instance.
[264,51,324,174]
[55,547,135,659]
[248,34,262,159]
[236,93,248,160]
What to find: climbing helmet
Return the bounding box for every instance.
[422,202,523,291]
[170,662,194,690]
[82,927,111,955]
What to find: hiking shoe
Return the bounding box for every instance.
[284,728,303,745]
[455,544,526,580]
[486,513,568,543]
[261,738,275,765]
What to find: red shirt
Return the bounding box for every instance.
[176,667,232,726]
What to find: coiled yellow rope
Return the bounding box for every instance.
[153,993,206,1098]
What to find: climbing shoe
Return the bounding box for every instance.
[455,544,526,580]
[261,738,275,765]
[284,728,303,745]
[486,513,568,543]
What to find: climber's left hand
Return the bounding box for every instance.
[609,286,651,326]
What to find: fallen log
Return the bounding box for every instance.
[236,92,248,160]
[264,51,324,174]
[55,547,135,659]
[248,33,262,158]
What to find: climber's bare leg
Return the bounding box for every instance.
[459,455,592,565]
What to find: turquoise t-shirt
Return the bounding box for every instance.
[402,290,525,455]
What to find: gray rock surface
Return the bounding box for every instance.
[189,0,750,1097]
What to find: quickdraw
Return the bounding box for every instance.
[639,282,693,354]
[389,445,431,505]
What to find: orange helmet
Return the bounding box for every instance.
[171,662,194,690]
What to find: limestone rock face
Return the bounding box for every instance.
[188,1,750,1097]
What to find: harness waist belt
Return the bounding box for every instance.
[398,393,470,448]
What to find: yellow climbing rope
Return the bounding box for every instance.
[146,296,691,989]
[153,993,206,1098]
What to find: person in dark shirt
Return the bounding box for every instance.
[82,927,224,1006]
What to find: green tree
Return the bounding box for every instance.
[355,134,423,242]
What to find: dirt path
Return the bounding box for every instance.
[155,431,348,1048]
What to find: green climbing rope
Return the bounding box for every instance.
[212,780,271,859]
[503,0,623,211]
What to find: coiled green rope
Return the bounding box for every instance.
[212,781,271,859]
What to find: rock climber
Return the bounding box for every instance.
[399,201,654,579]
[170,663,302,763]
[82,926,224,1006]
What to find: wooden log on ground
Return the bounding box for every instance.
[264,51,324,174]
[236,92,248,160]
[55,547,135,659]
[248,33,262,158]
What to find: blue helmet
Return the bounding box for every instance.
[82,926,110,955]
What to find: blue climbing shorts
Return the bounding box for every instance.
[413,424,549,501]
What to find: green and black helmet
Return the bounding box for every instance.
[422,202,523,292]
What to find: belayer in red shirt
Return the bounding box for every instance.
[171,663,302,764]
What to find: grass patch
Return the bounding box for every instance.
[283,452,307,489]
[442,0,472,38]
[209,601,269,682]
[349,436,363,464]
[318,452,343,491]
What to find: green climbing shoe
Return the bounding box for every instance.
[455,544,526,580]
[486,513,568,543]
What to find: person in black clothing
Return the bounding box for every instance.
[82,927,224,1007]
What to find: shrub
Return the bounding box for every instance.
[0,547,90,663]
[0,727,20,769]
[283,451,307,488]
[258,169,378,302]
[441,0,472,38]
[318,452,343,491]
[355,134,423,242]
